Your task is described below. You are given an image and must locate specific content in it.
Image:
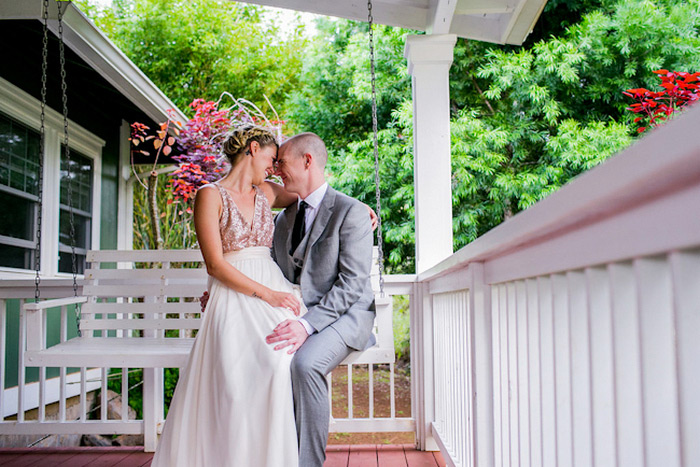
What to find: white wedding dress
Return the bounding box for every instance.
[152,183,303,467]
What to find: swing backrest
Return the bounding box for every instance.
[80,250,207,337]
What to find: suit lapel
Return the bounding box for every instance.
[293,187,336,272]
[307,187,336,249]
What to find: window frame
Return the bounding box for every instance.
[0,77,104,278]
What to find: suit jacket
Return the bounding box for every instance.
[272,187,376,351]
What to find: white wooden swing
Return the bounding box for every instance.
[22,0,396,431]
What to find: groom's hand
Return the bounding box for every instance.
[266,319,309,354]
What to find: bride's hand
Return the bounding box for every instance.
[263,290,301,315]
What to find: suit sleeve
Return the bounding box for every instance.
[303,202,373,332]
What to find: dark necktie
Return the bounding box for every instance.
[291,200,308,253]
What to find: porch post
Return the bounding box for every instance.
[405,34,457,274]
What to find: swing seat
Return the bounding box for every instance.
[23,248,394,369]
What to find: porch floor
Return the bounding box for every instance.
[0,444,445,466]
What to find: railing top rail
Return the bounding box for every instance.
[418,103,700,283]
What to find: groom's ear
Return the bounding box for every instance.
[303,152,312,169]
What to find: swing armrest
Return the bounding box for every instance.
[24,296,88,311]
[23,296,88,352]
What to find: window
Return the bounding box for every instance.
[0,112,40,270]
[0,78,103,277]
[59,147,93,274]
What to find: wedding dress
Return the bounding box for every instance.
[151,183,303,467]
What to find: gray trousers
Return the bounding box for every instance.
[291,325,352,467]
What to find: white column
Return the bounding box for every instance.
[405,34,457,274]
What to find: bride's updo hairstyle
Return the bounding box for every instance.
[222,124,277,168]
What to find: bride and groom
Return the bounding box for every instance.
[151,126,377,467]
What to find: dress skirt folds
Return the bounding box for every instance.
[151,247,303,467]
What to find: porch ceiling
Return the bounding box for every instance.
[236,0,548,45]
[0,0,187,125]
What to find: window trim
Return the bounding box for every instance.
[0,77,104,278]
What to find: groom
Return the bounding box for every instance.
[265,132,376,467]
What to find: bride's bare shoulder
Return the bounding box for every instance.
[194,183,223,212]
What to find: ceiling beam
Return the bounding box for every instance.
[238,0,430,30]
[454,0,514,15]
[501,0,547,44]
[428,0,458,35]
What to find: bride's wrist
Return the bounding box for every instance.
[253,288,270,302]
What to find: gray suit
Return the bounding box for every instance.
[272,186,375,466]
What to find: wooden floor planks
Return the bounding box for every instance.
[0,444,444,467]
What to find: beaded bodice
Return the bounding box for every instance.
[206,183,274,253]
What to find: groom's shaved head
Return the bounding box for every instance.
[283,132,328,168]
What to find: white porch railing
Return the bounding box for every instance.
[412,104,700,466]
[0,276,416,448]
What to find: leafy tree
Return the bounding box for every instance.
[76,0,308,116]
[286,18,412,151]
[451,0,700,245]
[328,102,415,273]
[326,0,700,266]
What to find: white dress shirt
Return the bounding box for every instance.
[297,182,328,335]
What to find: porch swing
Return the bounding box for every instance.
[21,0,395,448]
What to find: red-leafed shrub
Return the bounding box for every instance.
[624,70,700,133]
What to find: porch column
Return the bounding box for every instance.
[405,34,457,274]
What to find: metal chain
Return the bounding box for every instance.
[57,1,82,335]
[35,0,50,301]
[367,0,385,296]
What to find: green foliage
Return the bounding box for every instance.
[106,367,180,419]
[450,111,631,246]
[392,295,411,366]
[448,0,698,246]
[107,369,144,419]
[328,102,415,272]
[77,0,307,115]
[286,18,412,151]
[80,0,700,269]
[132,169,197,250]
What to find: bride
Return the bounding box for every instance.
[152,124,305,467]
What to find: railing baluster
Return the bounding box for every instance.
[347,364,353,419]
[18,299,26,422]
[368,364,374,419]
[389,362,395,419]
[122,367,129,422]
[39,365,46,422]
[80,367,87,422]
[327,370,333,419]
[101,367,108,421]
[59,306,67,422]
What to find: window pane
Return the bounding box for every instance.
[0,190,35,241]
[60,149,93,213]
[0,244,35,270]
[58,252,86,275]
[0,112,40,197]
[59,148,93,274]
[0,112,41,270]
[59,210,90,250]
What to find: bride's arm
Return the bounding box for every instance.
[194,187,301,313]
[261,179,298,209]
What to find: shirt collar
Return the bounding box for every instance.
[299,182,328,210]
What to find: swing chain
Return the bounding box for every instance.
[367,0,385,296]
[57,1,82,335]
[35,0,50,301]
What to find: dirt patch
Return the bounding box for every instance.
[327,364,414,445]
